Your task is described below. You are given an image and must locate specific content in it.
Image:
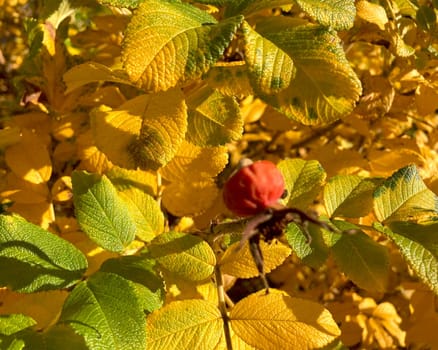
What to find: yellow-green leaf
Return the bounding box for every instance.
[243,20,362,125]
[146,299,222,350]
[160,141,228,182]
[230,289,341,349]
[161,179,219,216]
[373,165,438,223]
[186,85,243,146]
[206,61,254,97]
[324,175,383,218]
[149,232,216,281]
[118,187,164,242]
[277,158,326,210]
[242,21,295,95]
[63,62,132,94]
[295,0,356,30]
[92,89,187,170]
[122,0,243,92]
[220,240,291,278]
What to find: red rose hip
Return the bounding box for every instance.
[223,160,285,217]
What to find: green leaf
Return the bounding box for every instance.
[100,255,165,314]
[373,165,438,223]
[243,20,362,125]
[97,0,142,9]
[92,90,188,170]
[324,175,383,218]
[118,187,164,242]
[374,222,438,295]
[72,171,137,252]
[284,223,329,269]
[60,272,146,350]
[241,21,295,95]
[416,5,437,31]
[0,315,36,336]
[277,158,326,210]
[295,0,356,29]
[146,299,222,349]
[0,214,87,293]
[122,0,243,92]
[17,325,87,350]
[186,85,243,146]
[327,221,389,292]
[149,232,216,281]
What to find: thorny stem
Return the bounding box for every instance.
[215,265,233,350]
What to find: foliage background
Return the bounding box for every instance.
[1,0,438,349]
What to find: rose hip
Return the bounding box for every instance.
[223,160,285,217]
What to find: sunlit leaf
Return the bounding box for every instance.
[327,221,389,292]
[72,171,137,252]
[186,85,243,146]
[223,0,294,17]
[100,255,165,313]
[92,89,187,170]
[97,0,142,8]
[242,21,295,95]
[122,0,243,92]
[0,214,87,293]
[277,158,326,210]
[4,131,52,185]
[162,179,219,216]
[373,165,438,223]
[220,240,291,278]
[324,175,383,218]
[60,272,146,350]
[243,19,361,125]
[63,62,132,94]
[0,315,36,336]
[374,222,438,295]
[284,223,329,269]
[230,289,341,349]
[160,141,228,182]
[149,232,216,281]
[146,299,222,350]
[295,0,356,29]
[356,0,388,30]
[118,187,164,242]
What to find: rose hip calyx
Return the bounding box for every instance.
[223,159,285,217]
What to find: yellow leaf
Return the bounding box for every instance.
[76,131,113,174]
[220,240,291,279]
[5,131,52,184]
[51,176,73,202]
[6,201,54,229]
[206,61,254,97]
[230,289,341,350]
[92,89,187,170]
[106,166,158,197]
[1,172,49,204]
[160,141,228,182]
[416,83,438,116]
[162,179,219,216]
[51,112,88,141]
[0,127,21,149]
[356,0,388,30]
[146,299,223,350]
[0,289,68,329]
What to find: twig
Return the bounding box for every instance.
[215,265,233,350]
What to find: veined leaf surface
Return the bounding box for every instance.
[243,20,361,125]
[60,272,146,350]
[373,165,438,223]
[92,89,187,170]
[230,290,340,349]
[295,0,356,29]
[122,0,243,92]
[72,171,136,252]
[0,214,87,293]
[146,299,222,350]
